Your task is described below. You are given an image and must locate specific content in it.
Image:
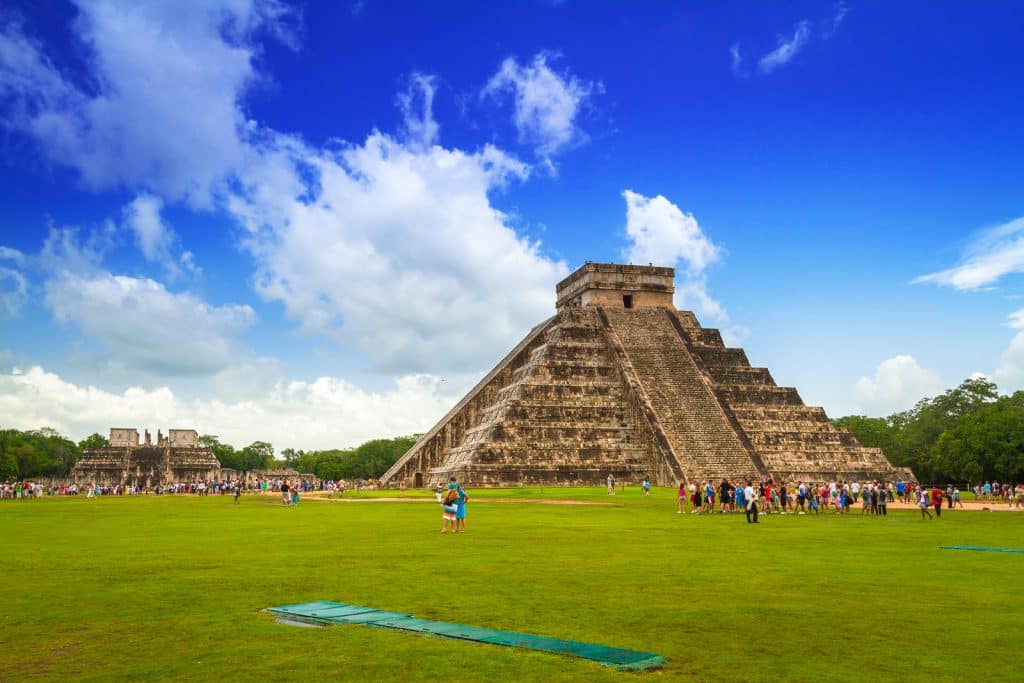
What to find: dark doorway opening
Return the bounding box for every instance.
[623,294,633,309]
[413,472,423,488]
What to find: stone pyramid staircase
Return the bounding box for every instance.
[599,307,760,484]
[427,308,667,486]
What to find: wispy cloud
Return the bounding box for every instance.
[734,5,851,78]
[0,246,27,316]
[824,2,851,38]
[758,21,811,74]
[913,217,1024,290]
[123,194,200,280]
[396,72,439,148]
[729,42,745,77]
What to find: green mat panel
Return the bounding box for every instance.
[941,545,1024,554]
[268,601,665,671]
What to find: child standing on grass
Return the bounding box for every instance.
[677,482,687,514]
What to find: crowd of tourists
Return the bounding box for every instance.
[673,478,1024,521]
[0,477,322,499]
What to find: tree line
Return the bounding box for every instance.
[0,428,419,482]
[834,377,1024,484]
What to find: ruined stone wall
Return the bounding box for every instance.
[168,429,199,448]
[71,445,222,487]
[109,428,139,447]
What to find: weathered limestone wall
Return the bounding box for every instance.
[168,429,199,448]
[379,317,557,487]
[72,445,222,487]
[556,263,674,310]
[109,428,139,447]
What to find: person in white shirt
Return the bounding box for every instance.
[744,481,758,524]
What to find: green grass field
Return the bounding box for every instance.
[2,489,1021,681]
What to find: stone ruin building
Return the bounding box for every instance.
[71,428,222,487]
[381,262,911,488]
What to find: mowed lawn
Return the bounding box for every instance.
[2,490,1021,681]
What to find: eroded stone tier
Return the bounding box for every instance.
[380,262,910,488]
[426,307,670,486]
[672,310,912,483]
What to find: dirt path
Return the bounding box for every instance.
[300,493,617,506]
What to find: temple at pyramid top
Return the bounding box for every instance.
[556,263,675,311]
[381,262,911,489]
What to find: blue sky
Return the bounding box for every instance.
[1,1,1022,450]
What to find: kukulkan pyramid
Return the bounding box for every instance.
[381,263,909,488]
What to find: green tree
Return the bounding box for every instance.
[199,435,241,470]
[933,392,1024,482]
[78,433,109,450]
[240,441,274,471]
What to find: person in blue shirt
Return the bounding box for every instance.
[734,484,745,512]
[452,478,469,533]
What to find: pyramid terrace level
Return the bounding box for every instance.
[381,263,909,488]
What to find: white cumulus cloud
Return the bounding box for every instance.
[0,1,296,207]
[231,130,564,374]
[0,364,457,451]
[37,225,253,377]
[621,189,737,334]
[45,271,255,377]
[483,52,599,163]
[853,355,946,415]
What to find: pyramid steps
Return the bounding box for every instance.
[381,263,909,489]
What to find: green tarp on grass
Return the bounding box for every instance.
[941,545,1024,554]
[268,600,665,671]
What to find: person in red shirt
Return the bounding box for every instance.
[931,486,944,517]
